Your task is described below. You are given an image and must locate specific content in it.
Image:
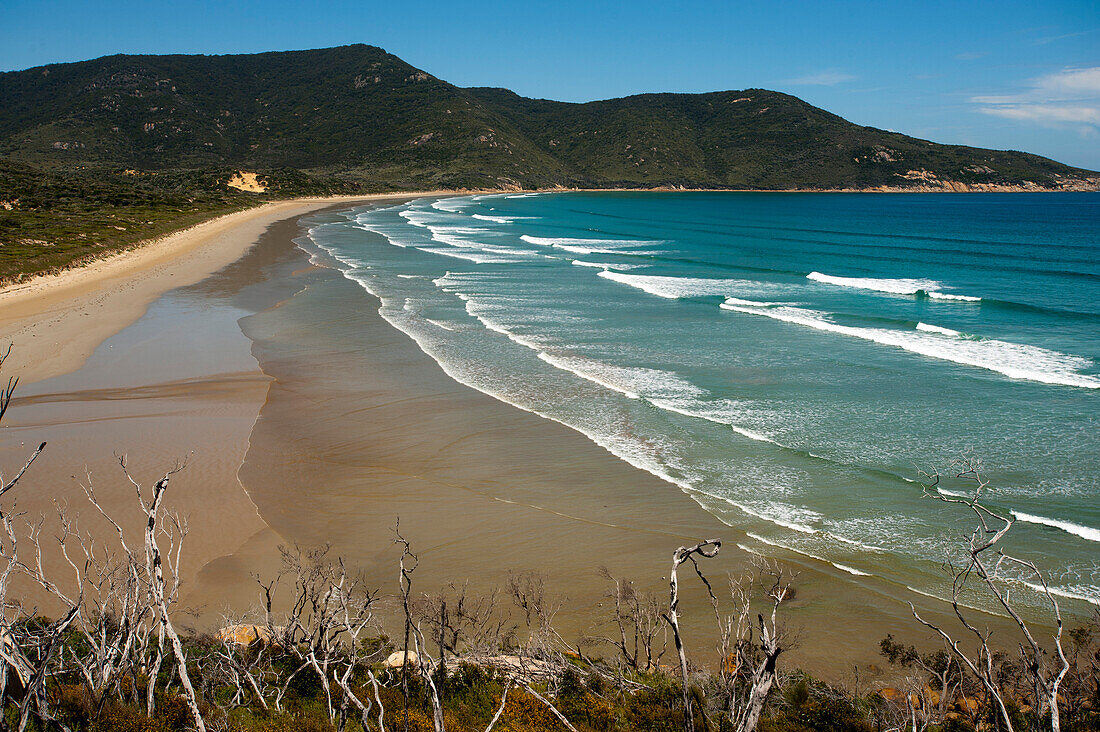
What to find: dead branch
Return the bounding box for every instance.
[662,539,721,732]
[913,460,1073,732]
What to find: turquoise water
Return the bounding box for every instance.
[305,191,1099,615]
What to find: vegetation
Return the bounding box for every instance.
[0,160,364,283]
[2,45,1096,192]
[0,348,1098,731]
[1,44,1096,283]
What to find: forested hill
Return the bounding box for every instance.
[1,44,1096,192]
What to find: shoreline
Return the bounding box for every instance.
[188,203,1032,676]
[0,191,1064,679]
[0,192,481,384]
[4,185,1095,373]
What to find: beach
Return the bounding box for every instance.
[0,194,1053,679]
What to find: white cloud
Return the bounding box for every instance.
[1038,67,1100,95]
[972,67,1100,131]
[781,70,856,86]
[1034,28,1100,45]
[980,105,1100,125]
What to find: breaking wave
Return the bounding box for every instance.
[598,271,769,299]
[1011,511,1100,542]
[722,303,1100,389]
[808,271,981,301]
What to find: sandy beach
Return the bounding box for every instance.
[0,194,1026,679]
[0,195,464,384]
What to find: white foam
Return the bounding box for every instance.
[722,297,782,308]
[744,533,871,579]
[474,213,538,223]
[506,193,542,198]
[904,585,1007,617]
[537,353,641,399]
[354,222,413,246]
[832,562,871,577]
[723,304,1100,389]
[420,225,543,264]
[646,398,779,445]
[1019,580,1100,605]
[1011,511,1100,542]
[598,271,764,299]
[570,260,642,270]
[536,353,707,404]
[399,209,436,228]
[928,291,982,302]
[807,271,982,301]
[520,235,663,255]
[808,271,941,295]
[716,497,818,534]
[416,247,509,265]
[916,322,961,336]
[936,487,971,498]
[425,318,458,332]
[521,235,657,248]
[462,305,544,351]
[431,199,470,213]
[828,533,888,553]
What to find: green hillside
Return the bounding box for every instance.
[468,86,1096,189]
[1,44,1096,191]
[1,44,1097,282]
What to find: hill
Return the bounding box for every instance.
[1,45,1097,282]
[1,44,1096,192]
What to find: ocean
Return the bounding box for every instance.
[302,191,1099,618]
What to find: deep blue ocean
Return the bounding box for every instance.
[305,191,1099,615]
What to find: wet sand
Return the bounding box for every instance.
[183,209,992,677]
[0,195,460,385]
[0,200,1024,681]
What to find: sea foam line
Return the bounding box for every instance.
[598,271,764,299]
[829,532,888,554]
[646,398,779,445]
[521,235,661,248]
[571,260,643,270]
[302,228,870,550]
[471,214,537,224]
[527,350,784,446]
[1011,511,1100,543]
[520,235,664,256]
[905,585,1008,617]
[1019,580,1100,605]
[916,322,961,336]
[929,291,982,302]
[537,353,642,399]
[744,533,871,577]
[808,271,941,295]
[808,271,981,301]
[722,297,782,307]
[701,492,820,535]
[722,303,1100,389]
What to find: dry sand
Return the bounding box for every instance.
[0,194,457,384]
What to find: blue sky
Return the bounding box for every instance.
[4,0,1099,170]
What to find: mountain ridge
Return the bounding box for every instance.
[1,44,1096,192]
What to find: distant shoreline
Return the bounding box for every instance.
[0,191,470,383]
[3,184,1096,382]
